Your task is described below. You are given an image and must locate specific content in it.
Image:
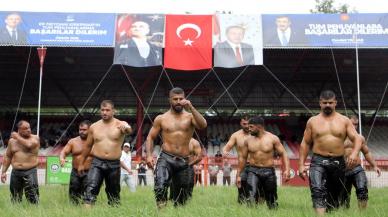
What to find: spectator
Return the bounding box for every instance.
[222,161,232,186]
[208,164,219,185]
[137,160,148,186]
[194,164,203,186]
[215,151,223,164]
[120,143,136,192]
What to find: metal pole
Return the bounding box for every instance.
[355,25,362,135]
[37,46,47,137]
[37,64,43,137]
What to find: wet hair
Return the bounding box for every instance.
[226,25,245,35]
[16,120,28,129]
[240,114,250,121]
[169,87,185,97]
[101,100,114,108]
[79,120,92,127]
[248,116,265,126]
[320,90,336,100]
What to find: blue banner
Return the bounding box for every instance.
[0,11,115,47]
[263,14,388,48]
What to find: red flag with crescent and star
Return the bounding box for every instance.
[164,15,212,70]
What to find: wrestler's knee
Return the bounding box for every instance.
[356,187,368,201]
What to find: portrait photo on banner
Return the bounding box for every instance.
[0,12,28,46]
[113,14,164,67]
[262,14,309,48]
[213,14,263,68]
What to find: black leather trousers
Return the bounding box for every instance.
[84,157,121,206]
[246,166,278,209]
[309,154,346,211]
[154,151,192,206]
[10,167,39,204]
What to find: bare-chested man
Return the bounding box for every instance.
[81,100,132,207]
[59,120,92,205]
[299,90,362,216]
[1,120,40,204]
[222,115,251,203]
[170,138,203,200]
[341,115,381,209]
[146,87,207,208]
[237,116,290,209]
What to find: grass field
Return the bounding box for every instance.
[0,185,387,217]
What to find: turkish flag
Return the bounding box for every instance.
[164,15,212,70]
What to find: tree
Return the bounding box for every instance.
[310,0,353,14]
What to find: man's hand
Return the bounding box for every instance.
[118,122,131,134]
[1,172,7,183]
[347,152,358,168]
[127,169,133,175]
[60,158,67,167]
[10,132,18,140]
[283,170,291,182]
[180,99,192,111]
[298,165,308,180]
[222,150,231,157]
[236,176,241,188]
[374,166,381,177]
[146,155,154,169]
[77,165,85,176]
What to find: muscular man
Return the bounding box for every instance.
[59,120,92,205]
[299,90,362,216]
[222,115,251,203]
[82,100,132,207]
[1,120,40,204]
[237,116,290,209]
[341,115,381,209]
[146,87,207,208]
[170,138,203,200]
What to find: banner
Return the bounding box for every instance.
[164,15,212,70]
[113,14,164,67]
[213,14,263,68]
[0,11,115,47]
[46,156,72,184]
[263,14,388,48]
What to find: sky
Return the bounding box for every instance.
[0,0,387,14]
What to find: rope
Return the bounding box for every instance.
[262,64,313,115]
[53,64,114,147]
[330,49,348,116]
[11,47,32,131]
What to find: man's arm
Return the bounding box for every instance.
[222,134,236,156]
[1,140,14,183]
[236,139,248,188]
[298,119,313,180]
[346,119,363,167]
[59,140,72,167]
[274,136,291,181]
[145,115,162,168]
[188,140,203,166]
[182,99,207,130]
[10,132,39,149]
[77,127,94,174]
[360,137,381,176]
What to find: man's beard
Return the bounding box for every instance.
[80,134,87,140]
[250,131,259,136]
[242,128,249,133]
[172,105,183,113]
[323,107,333,115]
